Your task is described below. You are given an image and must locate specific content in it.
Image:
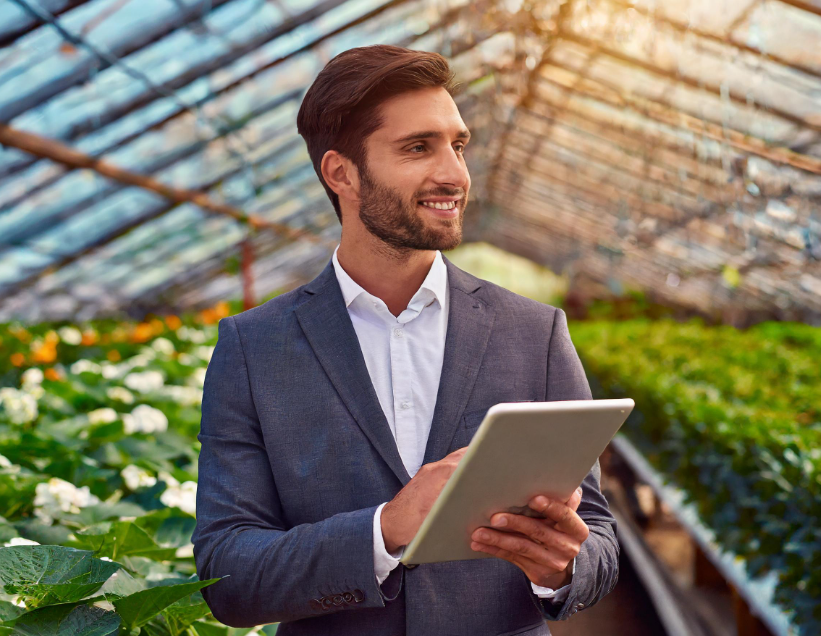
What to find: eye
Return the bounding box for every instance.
[409,144,467,154]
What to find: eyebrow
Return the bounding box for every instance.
[392,129,471,144]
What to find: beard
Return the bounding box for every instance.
[355,159,465,252]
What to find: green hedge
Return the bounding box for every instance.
[571,318,821,634]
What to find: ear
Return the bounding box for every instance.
[321,150,360,204]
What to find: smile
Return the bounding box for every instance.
[419,200,457,210]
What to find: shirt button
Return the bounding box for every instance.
[393,328,403,338]
[400,401,410,409]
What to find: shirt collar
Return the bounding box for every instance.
[331,243,448,313]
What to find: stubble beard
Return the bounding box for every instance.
[356,159,465,253]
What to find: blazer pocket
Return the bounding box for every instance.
[463,400,537,430]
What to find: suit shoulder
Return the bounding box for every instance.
[474,274,559,319]
[224,284,309,330]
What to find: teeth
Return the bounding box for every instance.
[420,201,456,210]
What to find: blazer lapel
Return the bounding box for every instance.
[422,255,496,465]
[295,260,412,486]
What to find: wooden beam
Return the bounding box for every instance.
[0,123,331,247]
[536,61,821,176]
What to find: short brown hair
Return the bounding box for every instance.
[297,44,461,223]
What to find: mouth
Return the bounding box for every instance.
[418,199,460,219]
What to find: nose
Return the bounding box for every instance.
[432,145,470,193]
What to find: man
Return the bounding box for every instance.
[192,44,619,635]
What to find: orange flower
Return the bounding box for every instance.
[200,301,231,325]
[81,330,99,346]
[107,349,121,361]
[10,327,31,343]
[44,367,63,382]
[131,323,154,343]
[32,342,57,364]
[10,353,25,367]
[165,315,182,331]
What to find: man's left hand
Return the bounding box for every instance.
[470,486,589,589]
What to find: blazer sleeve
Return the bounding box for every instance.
[192,316,402,628]
[531,307,620,621]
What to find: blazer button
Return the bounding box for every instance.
[405,563,419,569]
[576,603,584,609]
[352,588,365,602]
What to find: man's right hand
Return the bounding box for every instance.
[381,446,469,553]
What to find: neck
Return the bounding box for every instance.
[337,226,437,318]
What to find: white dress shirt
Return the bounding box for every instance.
[330,244,573,601]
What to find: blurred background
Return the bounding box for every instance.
[0,0,818,634]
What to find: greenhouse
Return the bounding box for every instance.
[0,0,818,634]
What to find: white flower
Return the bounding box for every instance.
[133,350,156,364]
[88,408,118,425]
[158,471,179,488]
[100,556,113,562]
[3,537,39,547]
[161,385,202,407]
[34,477,101,524]
[188,367,207,388]
[21,368,44,386]
[58,326,83,345]
[160,480,197,515]
[151,338,175,355]
[121,464,157,490]
[178,326,207,344]
[106,386,135,404]
[0,387,39,424]
[101,363,121,380]
[194,345,215,363]
[71,359,102,375]
[177,353,197,366]
[122,404,168,435]
[123,370,165,393]
[0,454,21,475]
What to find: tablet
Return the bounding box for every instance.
[400,398,634,565]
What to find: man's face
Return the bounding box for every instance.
[353,86,471,252]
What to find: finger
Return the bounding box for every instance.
[471,541,567,582]
[566,486,583,512]
[489,513,580,560]
[471,527,570,572]
[527,497,590,541]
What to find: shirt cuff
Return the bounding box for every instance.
[373,501,404,586]
[531,556,576,598]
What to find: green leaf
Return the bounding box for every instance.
[113,578,222,629]
[160,594,211,636]
[0,599,24,622]
[0,546,120,608]
[10,602,120,636]
[71,522,177,562]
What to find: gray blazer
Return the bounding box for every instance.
[192,255,619,635]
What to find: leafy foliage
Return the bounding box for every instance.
[572,318,821,634]
[0,304,269,635]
